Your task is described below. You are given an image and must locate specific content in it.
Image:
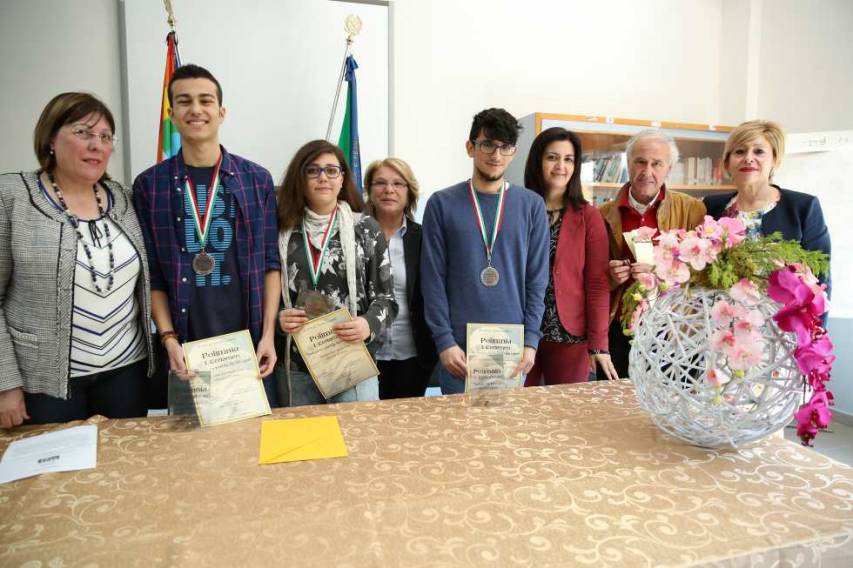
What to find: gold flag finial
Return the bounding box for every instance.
[163,0,177,30]
[344,14,362,45]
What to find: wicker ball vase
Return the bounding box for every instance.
[629,286,801,448]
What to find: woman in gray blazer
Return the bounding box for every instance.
[0,92,153,428]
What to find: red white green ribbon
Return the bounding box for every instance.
[468,179,508,262]
[302,209,338,289]
[184,154,223,249]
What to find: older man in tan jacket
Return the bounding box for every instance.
[599,129,706,378]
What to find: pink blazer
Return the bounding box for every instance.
[552,203,610,351]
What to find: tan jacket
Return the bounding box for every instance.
[599,184,706,319]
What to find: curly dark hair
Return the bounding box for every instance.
[468,108,522,145]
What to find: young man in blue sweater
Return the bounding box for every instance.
[420,108,549,394]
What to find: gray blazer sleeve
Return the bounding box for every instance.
[0,184,25,391]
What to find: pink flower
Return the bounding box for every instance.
[769,267,826,344]
[730,278,761,305]
[717,217,746,247]
[656,230,682,250]
[774,303,819,346]
[710,300,738,326]
[726,335,764,370]
[768,267,816,307]
[733,309,764,336]
[679,235,716,270]
[655,259,690,286]
[634,226,657,241]
[696,217,722,239]
[706,367,730,387]
[795,336,836,375]
[710,329,736,351]
[795,390,833,446]
[635,271,658,292]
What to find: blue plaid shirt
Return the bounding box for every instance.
[132,147,280,344]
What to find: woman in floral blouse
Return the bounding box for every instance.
[704,120,831,297]
[275,140,397,406]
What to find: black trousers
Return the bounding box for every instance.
[377,357,427,399]
[24,359,148,424]
[608,320,632,380]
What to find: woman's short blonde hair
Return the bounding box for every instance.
[364,157,420,220]
[723,120,786,172]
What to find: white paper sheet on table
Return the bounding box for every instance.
[0,425,98,484]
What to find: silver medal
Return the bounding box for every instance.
[480,266,500,287]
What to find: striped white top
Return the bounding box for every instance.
[69,214,147,377]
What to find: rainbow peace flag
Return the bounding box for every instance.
[157,31,182,162]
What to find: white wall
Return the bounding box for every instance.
[757,0,853,132]
[0,0,125,181]
[393,0,724,212]
[121,0,388,185]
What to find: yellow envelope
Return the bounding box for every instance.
[258,416,348,464]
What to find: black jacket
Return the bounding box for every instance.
[401,221,439,390]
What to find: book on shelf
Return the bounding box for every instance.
[584,152,628,184]
[667,157,725,187]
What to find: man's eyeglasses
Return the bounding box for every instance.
[370,181,408,190]
[70,126,117,146]
[472,139,517,156]
[304,165,343,179]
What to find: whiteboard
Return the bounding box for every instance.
[120,0,389,184]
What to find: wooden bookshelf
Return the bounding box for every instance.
[507,113,736,205]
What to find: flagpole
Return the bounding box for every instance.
[163,0,176,30]
[325,15,362,141]
[325,42,351,141]
[163,0,181,61]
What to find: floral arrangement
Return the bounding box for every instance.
[621,216,833,446]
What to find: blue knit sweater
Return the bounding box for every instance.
[420,181,549,352]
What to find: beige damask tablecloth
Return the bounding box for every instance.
[1,380,852,567]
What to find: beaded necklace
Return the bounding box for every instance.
[47,172,115,293]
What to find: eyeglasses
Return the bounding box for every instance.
[370,181,408,190]
[304,165,343,179]
[472,139,517,156]
[70,126,117,146]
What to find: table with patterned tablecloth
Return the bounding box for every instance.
[1,380,851,567]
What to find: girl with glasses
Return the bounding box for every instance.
[274,140,397,406]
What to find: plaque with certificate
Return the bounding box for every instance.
[167,369,212,418]
[182,330,271,426]
[465,323,525,393]
[623,227,656,265]
[291,308,379,399]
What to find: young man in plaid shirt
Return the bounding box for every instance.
[133,64,281,405]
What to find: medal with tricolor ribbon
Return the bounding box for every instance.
[468,179,508,287]
[185,155,223,276]
[302,208,338,289]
